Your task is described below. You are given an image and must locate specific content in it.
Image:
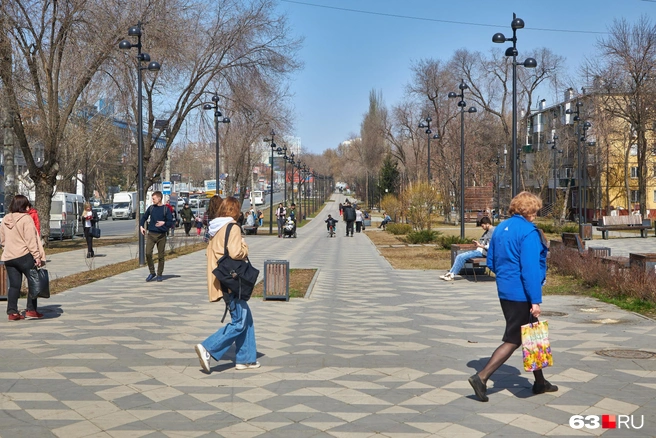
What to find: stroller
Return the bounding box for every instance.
[282,216,297,238]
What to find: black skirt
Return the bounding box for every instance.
[499,299,532,346]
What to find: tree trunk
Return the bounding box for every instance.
[2,97,15,210]
[34,174,56,239]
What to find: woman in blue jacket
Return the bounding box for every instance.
[468,191,557,402]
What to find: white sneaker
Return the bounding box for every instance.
[195,344,211,373]
[235,361,261,370]
[441,273,454,281]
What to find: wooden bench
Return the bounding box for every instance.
[596,215,651,240]
[243,225,258,235]
[451,244,488,281]
[561,232,585,254]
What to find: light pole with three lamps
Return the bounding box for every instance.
[418,116,440,182]
[448,80,477,240]
[119,22,161,266]
[264,130,276,234]
[565,100,591,230]
[546,134,562,207]
[203,93,230,193]
[493,13,537,198]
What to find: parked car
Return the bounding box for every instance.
[100,203,113,217]
[93,207,109,221]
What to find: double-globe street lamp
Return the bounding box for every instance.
[264,130,276,234]
[287,152,296,206]
[119,22,161,266]
[418,116,440,182]
[276,144,288,205]
[493,13,537,198]
[203,93,230,193]
[546,134,563,208]
[448,80,477,240]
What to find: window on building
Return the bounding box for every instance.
[631,190,639,203]
[630,144,638,156]
[563,167,574,179]
[653,190,656,203]
[631,167,638,178]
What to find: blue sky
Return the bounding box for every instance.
[275,0,655,154]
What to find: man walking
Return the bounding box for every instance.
[179,203,194,236]
[140,191,174,282]
[275,203,286,238]
[342,201,356,237]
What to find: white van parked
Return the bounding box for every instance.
[49,192,86,239]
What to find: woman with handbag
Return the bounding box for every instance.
[82,203,97,258]
[195,196,260,373]
[0,195,46,321]
[468,191,557,402]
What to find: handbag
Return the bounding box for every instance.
[27,266,50,299]
[212,223,259,302]
[90,227,101,238]
[521,315,553,371]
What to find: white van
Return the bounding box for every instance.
[49,192,85,239]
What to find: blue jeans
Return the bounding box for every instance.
[449,250,484,275]
[202,299,257,364]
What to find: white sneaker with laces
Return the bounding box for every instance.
[440,273,453,281]
[235,361,261,370]
[195,344,211,373]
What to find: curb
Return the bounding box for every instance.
[304,268,321,299]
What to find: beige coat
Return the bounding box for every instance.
[206,221,248,302]
[0,212,46,262]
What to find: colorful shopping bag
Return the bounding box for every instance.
[521,319,553,372]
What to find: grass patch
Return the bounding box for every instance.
[364,230,405,245]
[38,237,137,255]
[251,268,317,298]
[543,271,656,319]
[42,242,206,296]
[378,246,451,270]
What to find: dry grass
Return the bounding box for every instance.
[364,230,405,245]
[251,268,316,298]
[378,246,451,270]
[42,237,137,255]
[46,242,206,295]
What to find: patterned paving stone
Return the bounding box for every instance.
[2,195,656,437]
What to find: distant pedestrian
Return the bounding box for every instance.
[194,196,259,373]
[180,203,194,236]
[166,201,177,237]
[342,201,356,237]
[355,205,364,233]
[82,203,98,258]
[338,203,343,216]
[26,201,41,236]
[379,212,392,229]
[237,211,245,234]
[257,210,264,227]
[276,203,286,237]
[467,191,556,402]
[140,191,174,282]
[195,215,203,236]
[0,195,46,321]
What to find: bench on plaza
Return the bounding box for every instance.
[243,225,258,235]
[561,232,585,254]
[560,232,630,270]
[596,215,651,240]
[450,244,488,282]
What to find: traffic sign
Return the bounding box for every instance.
[162,181,172,195]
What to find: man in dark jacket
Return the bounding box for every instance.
[140,191,174,282]
[342,201,356,237]
[179,203,194,236]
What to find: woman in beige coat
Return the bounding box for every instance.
[195,196,259,373]
[0,195,46,321]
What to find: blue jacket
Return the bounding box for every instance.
[140,204,174,233]
[486,214,547,304]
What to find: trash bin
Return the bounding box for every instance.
[263,260,289,301]
[588,247,611,257]
[0,261,7,301]
[629,253,656,274]
[579,223,592,240]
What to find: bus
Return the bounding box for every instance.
[250,190,264,206]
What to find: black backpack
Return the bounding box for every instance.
[212,223,259,302]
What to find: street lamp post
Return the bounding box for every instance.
[203,93,230,193]
[448,80,477,239]
[296,162,303,221]
[119,22,161,266]
[546,135,562,208]
[493,13,537,198]
[418,116,440,182]
[565,101,591,227]
[494,152,506,225]
[264,130,276,234]
[582,124,592,222]
[278,145,287,205]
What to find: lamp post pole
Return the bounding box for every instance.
[582,123,592,222]
[493,13,537,198]
[265,130,276,234]
[279,145,287,205]
[119,23,160,266]
[565,101,591,227]
[289,154,295,206]
[547,135,561,207]
[418,116,440,183]
[203,93,230,194]
[448,80,477,240]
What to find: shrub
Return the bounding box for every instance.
[536,223,556,234]
[560,223,579,233]
[405,230,440,244]
[386,223,412,235]
[438,235,472,250]
[404,182,440,231]
[535,221,579,235]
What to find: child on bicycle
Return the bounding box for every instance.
[325,214,338,232]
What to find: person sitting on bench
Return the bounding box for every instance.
[378,212,392,229]
[441,217,495,281]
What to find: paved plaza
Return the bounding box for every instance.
[2,195,656,437]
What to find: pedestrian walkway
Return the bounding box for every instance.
[1,194,656,437]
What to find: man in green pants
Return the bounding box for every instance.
[140,191,174,282]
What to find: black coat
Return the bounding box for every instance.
[342,205,356,222]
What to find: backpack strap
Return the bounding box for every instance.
[223,223,234,258]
